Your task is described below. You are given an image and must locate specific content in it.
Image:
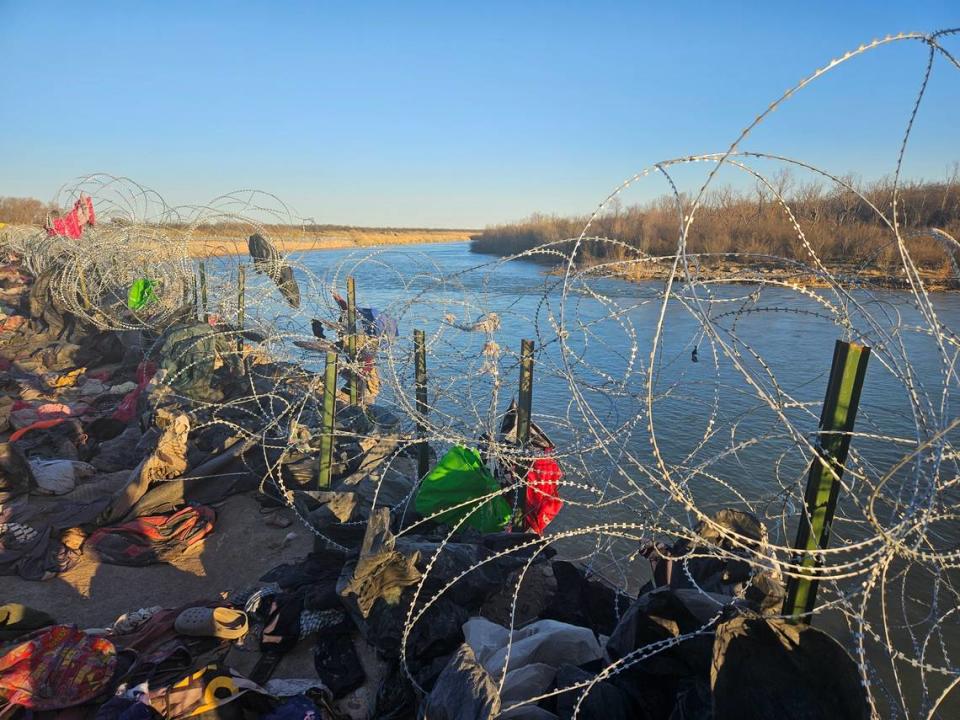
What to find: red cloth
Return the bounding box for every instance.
[87,505,216,566]
[112,360,157,423]
[0,316,26,333]
[9,417,67,442]
[46,196,95,239]
[0,625,116,709]
[523,454,564,534]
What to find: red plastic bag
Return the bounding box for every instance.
[523,454,564,534]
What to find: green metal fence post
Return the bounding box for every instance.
[784,339,870,623]
[77,268,90,309]
[518,339,534,445]
[515,339,534,530]
[237,265,245,354]
[182,271,191,309]
[317,350,339,491]
[414,329,429,479]
[199,261,208,323]
[347,277,358,406]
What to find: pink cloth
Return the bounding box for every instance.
[36,402,85,419]
[46,196,95,239]
[36,402,72,417]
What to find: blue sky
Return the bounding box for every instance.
[1,1,957,227]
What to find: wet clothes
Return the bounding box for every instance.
[492,400,565,534]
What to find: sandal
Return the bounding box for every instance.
[174,606,248,640]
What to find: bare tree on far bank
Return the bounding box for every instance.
[0,197,60,225]
[470,168,960,272]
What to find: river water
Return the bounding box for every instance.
[217,241,960,543]
[216,240,958,713]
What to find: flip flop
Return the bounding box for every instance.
[174,606,248,640]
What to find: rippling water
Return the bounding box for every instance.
[268,242,959,543]
[212,240,960,711]
[215,243,954,546]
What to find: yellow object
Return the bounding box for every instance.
[42,367,86,388]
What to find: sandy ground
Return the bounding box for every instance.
[4,494,314,630]
[4,486,392,700]
[6,492,389,703]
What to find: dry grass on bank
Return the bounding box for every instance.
[185,225,473,257]
[0,215,473,258]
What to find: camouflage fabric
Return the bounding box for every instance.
[154,322,237,402]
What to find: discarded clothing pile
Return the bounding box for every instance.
[0,603,332,718]
[417,509,866,720]
[86,505,215,566]
[0,265,245,580]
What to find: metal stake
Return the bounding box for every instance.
[347,276,358,406]
[237,265,245,354]
[77,268,90,309]
[515,338,535,530]
[414,329,429,479]
[784,340,870,623]
[317,350,339,491]
[518,339,534,445]
[199,261,208,323]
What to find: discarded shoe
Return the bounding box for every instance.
[174,606,248,640]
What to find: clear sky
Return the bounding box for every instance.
[1,1,957,227]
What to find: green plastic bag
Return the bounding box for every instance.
[127,278,158,310]
[415,446,511,533]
